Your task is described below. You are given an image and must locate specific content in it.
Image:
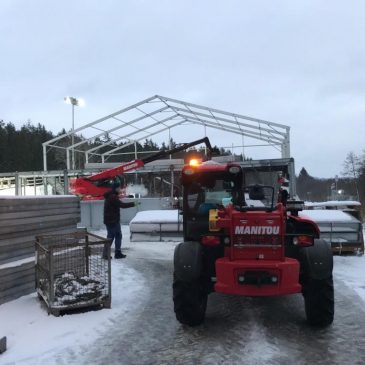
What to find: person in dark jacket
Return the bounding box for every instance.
[103,181,136,259]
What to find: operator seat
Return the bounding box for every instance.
[197,203,217,216]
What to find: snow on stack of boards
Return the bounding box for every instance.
[299,209,364,254]
[129,210,182,241]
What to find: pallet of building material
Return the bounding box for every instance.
[0,196,80,236]
[299,209,364,254]
[0,196,81,304]
[0,195,79,207]
[0,260,35,305]
[129,210,183,241]
[0,225,78,265]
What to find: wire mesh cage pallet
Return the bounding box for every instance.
[35,232,111,316]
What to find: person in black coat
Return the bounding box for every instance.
[103,181,136,259]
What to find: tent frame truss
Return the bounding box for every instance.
[42,95,290,171]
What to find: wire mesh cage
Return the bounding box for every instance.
[35,231,111,316]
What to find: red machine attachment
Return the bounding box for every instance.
[70,137,212,200]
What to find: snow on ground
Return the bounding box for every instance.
[1,225,365,364]
[332,227,365,303]
[0,227,151,365]
[93,226,179,261]
[0,266,143,365]
[334,255,365,303]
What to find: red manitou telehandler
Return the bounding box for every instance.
[69,137,212,200]
[173,161,334,326]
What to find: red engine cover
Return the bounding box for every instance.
[219,204,286,261]
[214,204,302,296]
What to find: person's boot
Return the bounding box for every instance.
[114,251,126,259]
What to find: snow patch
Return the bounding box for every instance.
[0,258,145,365]
[129,210,182,238]
[0,194,74,200]
[305,200,361,207]
[299,209,359,223]
[0,256,34,270]
[202,160,222,165]
[334,255,365,304]
[130,209,180,223]
[0,185,53,196]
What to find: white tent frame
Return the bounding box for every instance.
[42,95,290,171]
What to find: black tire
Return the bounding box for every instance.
[173,273,208,326]
[302,275,334,326]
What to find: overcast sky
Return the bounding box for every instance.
[1,0,364,178]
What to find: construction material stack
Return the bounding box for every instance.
[0,196,80,304]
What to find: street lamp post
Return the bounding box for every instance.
[64,96,85,170]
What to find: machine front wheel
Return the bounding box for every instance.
[173,273,208,326]
[303,275,334,326]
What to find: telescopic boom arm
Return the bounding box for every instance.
[88,137,212,181]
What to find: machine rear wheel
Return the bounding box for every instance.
[173,273,208,326]
[303,275,334,326]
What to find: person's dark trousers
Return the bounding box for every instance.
[103,223,122,258]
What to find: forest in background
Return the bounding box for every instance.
[0,120,364,207]
[0,120,227,172]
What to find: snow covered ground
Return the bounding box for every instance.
[0,267,145,365]
[333,228,365,304]
[334,255,365,302]
[0,226,365,364]
[0,226,151,365]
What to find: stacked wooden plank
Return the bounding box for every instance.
[0,196,80,304]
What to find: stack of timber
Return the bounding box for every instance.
[0,196,80,304]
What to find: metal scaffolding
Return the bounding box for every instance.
[42,95,290,171]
